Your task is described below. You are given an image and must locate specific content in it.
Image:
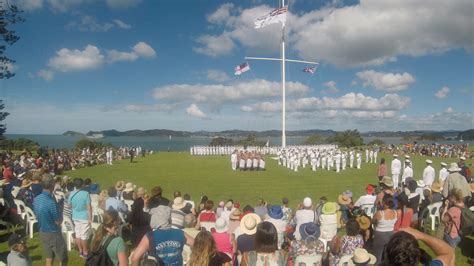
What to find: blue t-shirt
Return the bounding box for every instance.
[69,190,91,221]
[148,228,185,266]
[33,191,61,233]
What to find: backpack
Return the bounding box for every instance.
[85,236,117,266]
[454,206,474,237]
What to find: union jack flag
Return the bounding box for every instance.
[254,6,288,29]
[303,67,317,74]
[234,62,250,75]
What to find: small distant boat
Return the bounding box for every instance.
[169,135,172,140]
[87,133,104,139]
[460,136,464,142]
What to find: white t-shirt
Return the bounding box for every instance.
[354,194,376,207]
[294,209,315,240]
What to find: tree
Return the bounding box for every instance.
[209,137,234,146]
[367,139,385,146]
[1,3,24,138]
[327,130,364,147]
[303,134,323,145]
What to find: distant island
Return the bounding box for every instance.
[62,128,474,140]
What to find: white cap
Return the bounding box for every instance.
[426,159,432,164]
[303,197,312,208]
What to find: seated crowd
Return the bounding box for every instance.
[1,157,473,266]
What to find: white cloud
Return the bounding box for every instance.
[66,16,114,32]
[356,70,415,92]
[132,42,156,58]
[152,79,309,106]
[106,50,138,63]
[113,19,132,29]
[37,69,54,81]
[106,0,141,9]
[435,86,450,99]
[206,69,230,82]
[199,1,473,67]
[444,107,453,113]
[47,0,94,12]
[186,104,208,119]
[16,0,43,11]
[322,80,339,94]
[48,45,104,72]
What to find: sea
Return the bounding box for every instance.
[5,134,471,152]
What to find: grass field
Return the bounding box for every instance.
[0,152,472,265]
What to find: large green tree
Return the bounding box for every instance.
[0,2,24,139]
[327,129,364,147]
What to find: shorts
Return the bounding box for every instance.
[74,220,91,240]
[40,232,68,262]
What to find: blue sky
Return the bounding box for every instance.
[1,0,473,134]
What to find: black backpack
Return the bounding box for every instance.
[454,206,474,237]
[85,236,117,266]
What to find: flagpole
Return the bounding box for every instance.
[281,0,286,148]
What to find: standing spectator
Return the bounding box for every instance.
[33,175,68,266]
[441,188,465,248]
[377,158,387,182]
[254,198,268,220]
[372,195,397,263]
[148,186,170,208]
[265,205,286,248]
[90,210,127,266]
[188,231,232,266]
[459,156,471,182]
[7,234,32,266]
[128,197,151,247]
[69,178,92,258]
[105,186,128,222]
[443,163,470,199]
[394,193,413,232]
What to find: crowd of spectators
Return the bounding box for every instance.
[380,143,470,159]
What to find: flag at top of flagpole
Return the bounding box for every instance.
[254,6,288,29]
[234,62,250,75]
[302,67,317,74]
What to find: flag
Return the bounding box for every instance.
[303,67,316,74]
[254,6,288,29]
[234,62,250,75]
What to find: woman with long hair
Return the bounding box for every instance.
[372,195,397,263]
[128,197,151,248]
[188,231,232,266]
[241,221,287,266]
[377,158,387,182]
[90,210,127,266]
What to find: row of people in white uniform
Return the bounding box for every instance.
[276,146,370,172]
[364,148,380,163]
[230,151,266,171]
[391,154,449,189]
[190,146,280,156]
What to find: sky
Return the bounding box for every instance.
[1,0,473,134]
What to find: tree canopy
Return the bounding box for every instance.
[326,130,364,147]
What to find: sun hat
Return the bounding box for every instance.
[268,205,283,219]
[115,181,125,191]
[322,202,337,215]
[90,183,100,194]
[448,162,461,172]
[303,197,312,208]
[343,190,353,198]
[150,205,171,229]
[172,197,186,210]
[460,156,466,161]
[440,162,447,167]
[431,182,442,193]
[299,222,320,240]
[416,180,425,188]
[136,187,146,197]
[8,234,26,248]
[426,159,432,164]
[21,179,32,188]
[366,185,374,195]
[381,176,393,188]
[338,195,351,205]
[124,182,136,192]
[215,218,228,233]
[230,209,241,221]
[240,213,261,235]
[349,248,377,265]
[356,216,371,230]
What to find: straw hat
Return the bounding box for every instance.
[136,187,146,197]
[338,195,351,205]
[215,218,228,233]
[230,209,241,221]
[381,176,393,187]
[322,202,337,215]
[240,213,261,235]
[448,162,461,172]
[21,179,32,188]
[123,182,136,192]
[115,181,125,191]
[431,182,442,193]
[356,216,371,230]
[348,248,377,265]
[172,197,186,210]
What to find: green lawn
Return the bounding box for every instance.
[1,152,471,265]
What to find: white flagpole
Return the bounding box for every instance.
[281,0,286,148]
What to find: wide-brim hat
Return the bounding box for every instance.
[123,182,136,192]
[416,180,425,188]
[230,209,241,221]
[172,197,186,210]
[338,195,351,205]
[381,176,393,187]
[115,181,125,191]
[215,218,228,233]
[431,182,442,193]
[448,162,461,172]
[240,213,261,235]
[136,187,146,197]
[150,205,171,229]
[268,205,283,219]
[300,222,320,240]
[349,248,377,265]
[21,179,32,188]
[356,216,371,230]
[322,202,337,215]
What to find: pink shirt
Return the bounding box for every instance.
[212,232,233,255]
[447,206,462,238]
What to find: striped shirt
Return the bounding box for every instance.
[33,191,61,233]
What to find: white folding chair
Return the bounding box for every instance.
[182,244,191,265]
[294,254,323,265]
[361,204,375,219]
[62,218,75,251]
[427,202,443,231]
[123,200,134,212]
[14,199,27,219]
[24,206,38,239]
[199,221,216,231]
[319,214,338,251]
